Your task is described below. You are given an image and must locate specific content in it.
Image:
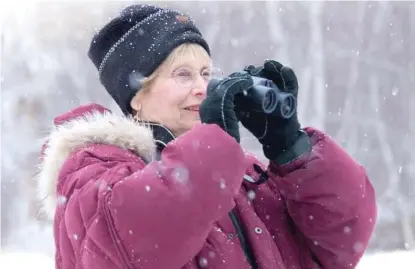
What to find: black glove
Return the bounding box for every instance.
[236,60,311,164]
[199,72,253,143]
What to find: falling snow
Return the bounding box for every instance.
[1,1,412,265]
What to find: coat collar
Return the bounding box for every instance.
[37,108,163,220]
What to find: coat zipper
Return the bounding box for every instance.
[229,209,259,269]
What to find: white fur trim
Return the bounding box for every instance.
[36,110,157,220]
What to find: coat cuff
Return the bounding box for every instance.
[270,130,312,166]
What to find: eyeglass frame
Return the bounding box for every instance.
[170,66,224,89]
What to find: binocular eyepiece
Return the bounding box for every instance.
[209,74,297,119]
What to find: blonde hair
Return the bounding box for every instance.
[132,43,210,115]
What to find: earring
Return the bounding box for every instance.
[133,104,142,122]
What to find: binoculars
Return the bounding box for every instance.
[209,74,297,119]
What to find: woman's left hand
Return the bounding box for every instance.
[236,60,310,163]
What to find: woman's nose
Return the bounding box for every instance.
[191,75,208,97]
[192,87,206,98]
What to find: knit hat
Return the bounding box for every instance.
[88,4,211,115]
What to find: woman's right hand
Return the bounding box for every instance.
[199,72,253,143]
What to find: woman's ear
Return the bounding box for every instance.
[130,92,143,112]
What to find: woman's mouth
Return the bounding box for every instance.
[184,105,199,111]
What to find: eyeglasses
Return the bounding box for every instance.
[171,66,223,89]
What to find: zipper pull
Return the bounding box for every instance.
[252,164,269,185]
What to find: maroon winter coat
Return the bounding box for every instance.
[37,103,377,269]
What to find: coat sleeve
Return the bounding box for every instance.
[267,128,377,269]
[62,124,248,269]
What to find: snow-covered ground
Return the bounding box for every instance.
[356,250,415,269]
[0,252,54,269]
[1,250,414,269]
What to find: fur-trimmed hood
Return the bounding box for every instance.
[36,104,166,220]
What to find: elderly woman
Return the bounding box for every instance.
[37,4,376,269]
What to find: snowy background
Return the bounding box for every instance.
[1,0,415,268]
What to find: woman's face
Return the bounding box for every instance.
[131,48,214,137]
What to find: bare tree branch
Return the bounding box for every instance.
[369,75,415,249]
[334,1,367,151]
[264,1,290,64]
[308,1,326,130]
